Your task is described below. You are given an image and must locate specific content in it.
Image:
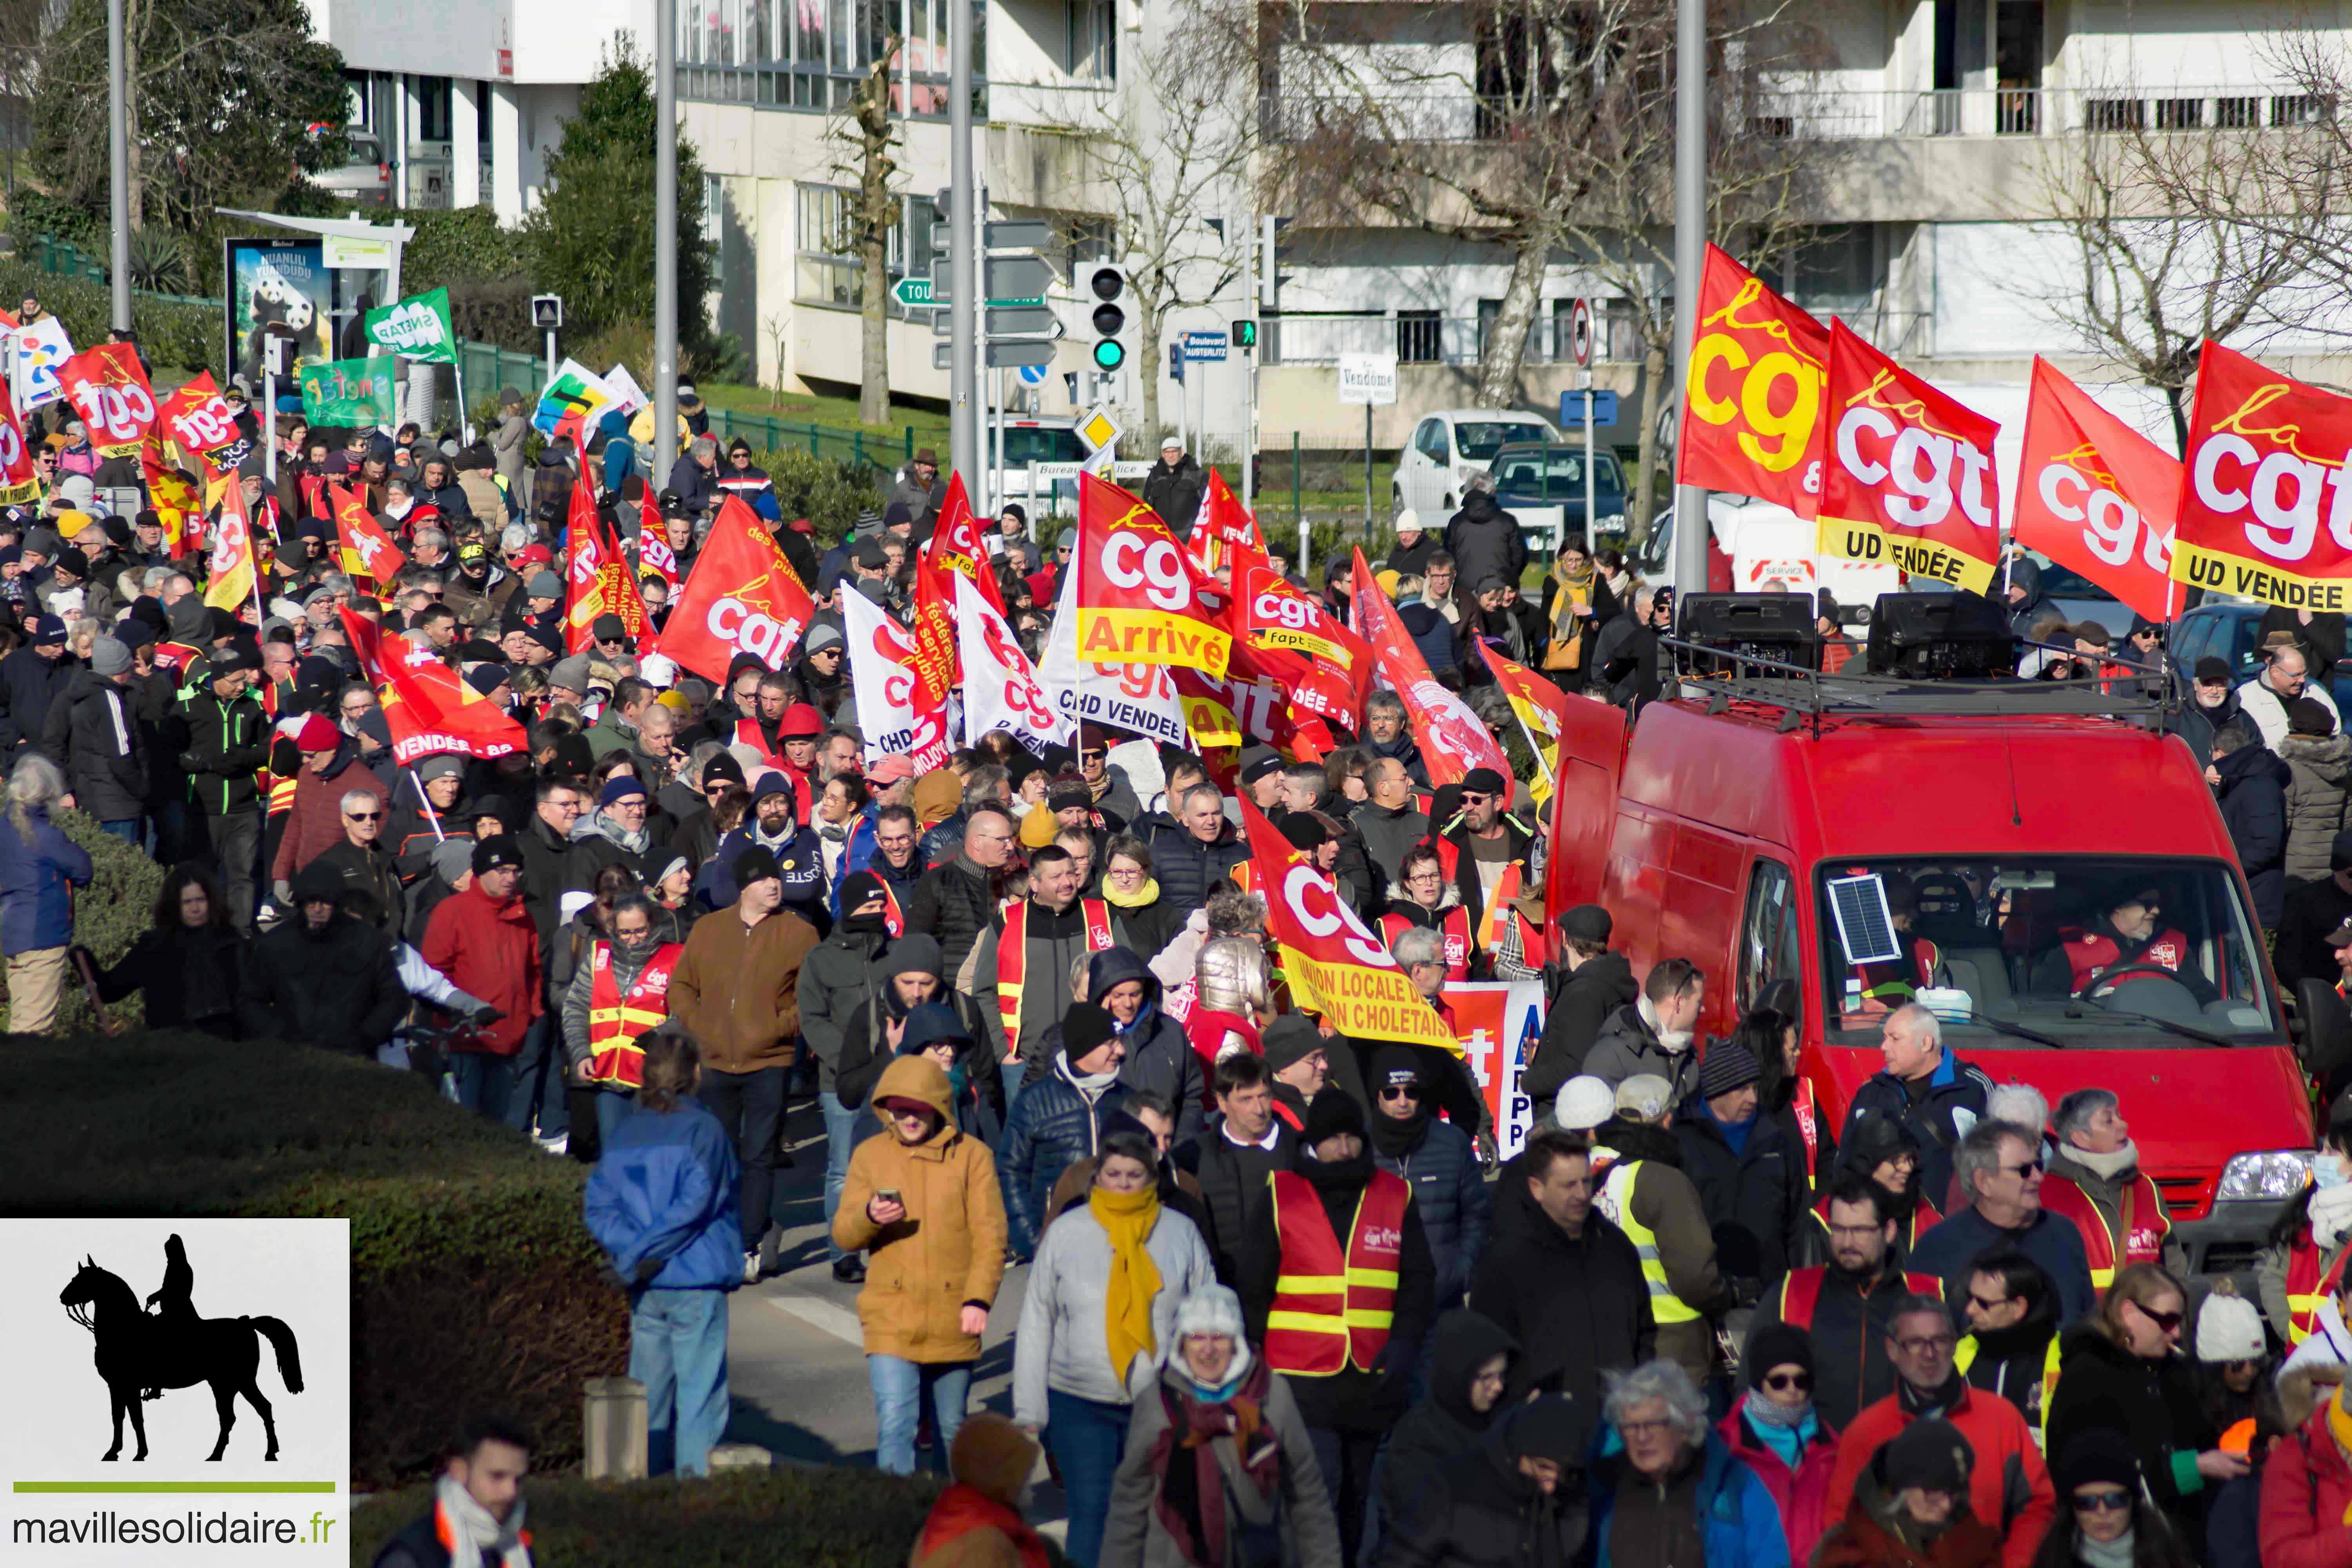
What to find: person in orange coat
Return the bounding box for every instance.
[907,1411,1050,1568]
[1815,1418,2004,1568]
[1826,1295,2057,1568]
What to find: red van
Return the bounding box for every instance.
[1543,645,2322,1278]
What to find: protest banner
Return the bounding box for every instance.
[2169,338,2352,609]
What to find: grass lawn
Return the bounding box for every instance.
[696,380,951,444]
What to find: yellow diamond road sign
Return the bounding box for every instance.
[1076,406,1122,454]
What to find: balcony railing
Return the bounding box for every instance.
[1262,307,1930,366]
[1263,83,2331,144]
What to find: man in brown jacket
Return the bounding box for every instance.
[671,843,821,1281]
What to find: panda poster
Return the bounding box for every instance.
[222,239,333,388]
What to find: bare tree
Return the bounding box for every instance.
[2024,71,2346,452]
[829,40,904,426]
[1050,20,1255,440]
[1241,0,1834,528]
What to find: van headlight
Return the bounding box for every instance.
[2216,1149,2314,1200]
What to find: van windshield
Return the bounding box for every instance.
[1814,857,2279,1047]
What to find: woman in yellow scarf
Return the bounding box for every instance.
[1541,534,1621,673]
[1012,1103,1215,1568]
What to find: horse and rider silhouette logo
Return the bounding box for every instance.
[59,1235,304,1463]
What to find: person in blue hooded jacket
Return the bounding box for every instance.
[0,750,92,1033]
[584,1027,742,1478]
[1025,947,1205,1145]
[1590,1356,1792,1568]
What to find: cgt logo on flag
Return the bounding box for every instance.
[2,1218,350,1563]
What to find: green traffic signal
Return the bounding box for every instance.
[1093,340,1127,371]
[1233,319,1258,349]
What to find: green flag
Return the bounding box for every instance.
[299,356,397,426]
[363,287,456,364]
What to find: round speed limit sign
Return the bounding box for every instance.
[1569,297,1593,368]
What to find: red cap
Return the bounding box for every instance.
[780,702,825,739]
[294,713,340,752]
[867,755,914,784]
[517,544,555,568]
[789,516,816,535]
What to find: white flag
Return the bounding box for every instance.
[604,364,651,416]
[957,572,1073,758]
[15,316,74,411]
[1036,553,1189,748]
[842,589,951,771]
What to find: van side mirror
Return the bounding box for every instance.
[2297,978,2352,1088]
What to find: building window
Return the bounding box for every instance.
[706,174,724,255]
[1070,0,1115,80]
[2216,96,2259,128]
[343,70,371,131]
[796,181,914,308]
[417,76,453,142]
[1396,310,1441,363]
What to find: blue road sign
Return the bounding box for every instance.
[1183,330,1230,363]
[1018,363,1048,386]
[1559,388,1620,426]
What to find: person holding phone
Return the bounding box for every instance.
[833,1054,1008,1477]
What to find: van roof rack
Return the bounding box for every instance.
[1659,637,2174,734]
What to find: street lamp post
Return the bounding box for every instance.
[655,0,680,483]
[107,0,131,332]
[1669,0,1708,599]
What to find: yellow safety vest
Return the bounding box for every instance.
[1955,1332,2063,1448]
[1596,1158,1700,1325]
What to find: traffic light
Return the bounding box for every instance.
[1169,341,1185,384]
[1232,319,1257,351]
[1089,264,1130,373]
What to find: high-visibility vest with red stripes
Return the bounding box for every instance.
[1265,1167,1410,1376]
[995,898,1115,1057]
[1477,863,1547,971]
[735,717,785,769]
[2039,1168,2169,1290]
[1382,906,1470,980]
[1775,1265,1942,1328]
[2285,1221,2349,1345]
[585,942,682,1089]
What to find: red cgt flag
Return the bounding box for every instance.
[2013,357,2181,625]
[1677,245,1832,515]
[2169,338,2352,609]
[1238,795,1457,1050]
[1075,470,1233,677]
[637,485,680,590]
[563,482,610,654]
[341,606,527,764]
[58,342,158,459]
[1347,548,1512,786]
[905,473,984,710]
[331,483,408,586]
[655,496,816,681]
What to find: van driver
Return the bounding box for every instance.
[2057,886,2193,996]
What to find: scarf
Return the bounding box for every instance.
[1059,1052,1121,1101]
[432,1473,532,1568]
[1091,1183,1164,1387]
[2074,1528,2136,1568]
[1148,1356,1283,1568]
[1106,876,1161,910]
[1370,1102,1428,1160]
[1740,1390,1817,1470]
[914,1484,1052,1568]
[2065,1140,2141,1182]
[1896,1368,1968,1423]
[1549,558,1597,639]
[597,813,650,855]
[2314,1179,2352,1252]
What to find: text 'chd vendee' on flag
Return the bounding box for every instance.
[654,495,816,682]
[1239,795,1458,1052]
[2170,338,2352,610]
[1074,470,1232,678]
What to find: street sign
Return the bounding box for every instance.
[1337,352,1399,406]
[987,307,1056,338]
[984,254,1055,306]
[1569,297,1593,368]
[1183,329,1229,363]
[985,219,1052,250]
[1019,363,1049,386]
[1559,388,1619,426]
[891,277,933,310]
[1076,405,1122,453]
[935,341,1058,370]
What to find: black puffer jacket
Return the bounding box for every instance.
[904,853,1000,987]
[39,668,148,823]
[1443,491,1528,595]
[1478,1138,1659,1410]
[1374,1110,1492,1305]
[90,922,247,1035]
[238,895,406,1049]
[797,922,887,1094]
[0,644,76,758]
[1173,1113,1299,1287]
[1143,815,1249,924]
[1380,1399,1592,1568]
[998,1054,1131,1256]
[2043,1326,2218,1537]
[171,684,269,817]
[1526,951,1637,1111]
[1673,1094,1806,1283]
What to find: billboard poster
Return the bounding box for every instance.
[222,239,334,390]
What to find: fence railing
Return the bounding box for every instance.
[1757,83,2332,139]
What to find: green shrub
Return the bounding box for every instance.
[758,448,880,542]
[352,1467,1032,1568]
[0,1031,627,1484]
[0,258,219,376]
[5,189,106,256]
[43,806,168,1033]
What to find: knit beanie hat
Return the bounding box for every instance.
[949,1412,1039,1508]
[90,637,131,677]
[1882,1418,1974,1494]
[2054,1429,2142,1496]
[2195,1291,2266,1363]
[1554,1076,1616,1131]
[1303,1087,1367,1147]
[1062,1001,1117,1065]
[1173,1285,1247,1343]
[1371,1044,1422,1096]
[1697,1041,1760,1100]
[1262,1014,1324,1073]
[1744,1323,1816,1389]
[2292,697,2338,737]
[1505,1395,1595,1464]
[430,838,475,886]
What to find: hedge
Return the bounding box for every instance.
[0,258,220,377]
[47,806,169,1034]
[351,1467,1018,1568]
[0,1031,627,1484]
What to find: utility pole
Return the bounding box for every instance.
[1670,0,1708,599]
[654,0,679,483]
[948,0,978,489]
[106,0,130,332]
